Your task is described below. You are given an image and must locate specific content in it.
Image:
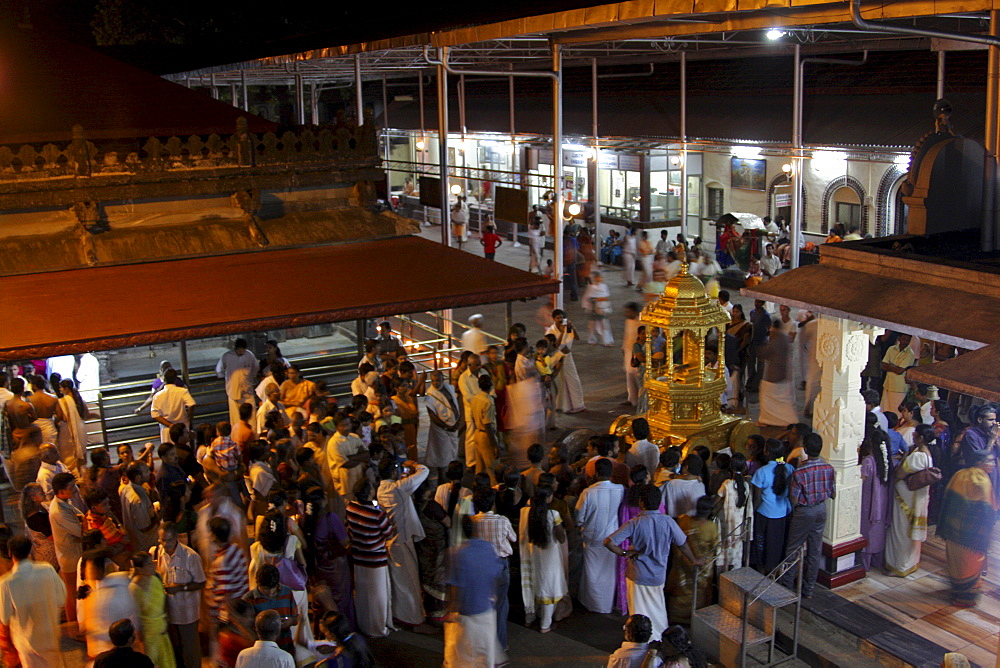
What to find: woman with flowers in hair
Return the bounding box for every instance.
[858,428,892,571]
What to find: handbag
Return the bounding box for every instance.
[906,466,942,491]
[265,552,307,590]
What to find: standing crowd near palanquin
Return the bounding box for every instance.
[0,225,995,668]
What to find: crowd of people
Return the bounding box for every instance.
[0,224,996,667]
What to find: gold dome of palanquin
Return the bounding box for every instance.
[617,256,742,450]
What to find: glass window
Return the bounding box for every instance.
[707,187,725,219]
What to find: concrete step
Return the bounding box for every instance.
[719,567,798,634]
[692,604,771,667]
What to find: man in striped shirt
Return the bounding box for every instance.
[471,486,516,651]
[242,565,297,657]
[207,517,249,620]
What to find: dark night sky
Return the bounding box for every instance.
[18,0,612,73]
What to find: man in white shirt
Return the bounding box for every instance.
[326,413,369,504]
[461,314,488,357]
[458,354,488,469]
[0,372,14,413]
[377,459,432,629]
[49,471,83,624]
[151,368,196,443]
[760,243,782,279]
[256,384,290,435]
[153,523,205,668]
[350,364,378,403]
[575,458,625,613]
[216,339,259,426]
[607,614,662,668]
[236,610,294,668]
[717,290,734,314]
[0,536,66,668]
[863,389,890,433]
[36,443,84,509]
[881,333,915,414]
[120,462,159,552]
[625,418,659,478]
[78,552,139,661]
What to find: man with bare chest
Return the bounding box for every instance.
[4,378,42,492]
[27,376,61,444]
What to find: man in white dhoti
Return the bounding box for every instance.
[444,517,506,668]
[606,484,699,638]
[506,339,545,470]
[0,536,66,668]
[797,312,821,416]
[583,272,614,346]
[27,376,60,445]
[758,320,799,428]
[575,458,624,613]
[76,352,100,403]
[622,302,641,407]
[215,339,259,426]
[376,459,433,631]
[527,218,545,273]
[881,333,915,415]
[461,315,488,357]
[622,229,637,286]
[425,371,461,483]
[458,354,489,468]
[546,310,585,414]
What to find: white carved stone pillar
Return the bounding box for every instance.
[812,314,883,587]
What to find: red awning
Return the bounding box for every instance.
[0,236,557,361]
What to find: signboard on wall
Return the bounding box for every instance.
[598,152,618,169]
[564,151,588,167]
[775,193,792,208]
[494,186,530,226]
[618,154,641,171]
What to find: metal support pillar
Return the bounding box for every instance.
[241,69,249,111]
[179,340,191,387]
[295,72,305,125]
[383,75,392,206]
[790,44,804,269]
[210,73,219,100]
[680,51,688,241]
[355,55,364,125]
[356,320,366,359]
[311,83,319,124]
[937,50,946,99]
[986,12,999,251]
[437,55,452,247]
[553,44,564,310]
[592,58,602,242]
[230,83,238,108]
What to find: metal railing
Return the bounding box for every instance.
[83,313,508,451]
[689,514,803,667]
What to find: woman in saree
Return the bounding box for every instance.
[57,378,89,474]
[937,447,998,607]
[885,424,936,576]
[666,495,719,625]
[726,305,753,411]
[129,551,176,668]
[858,429,891,571]
[717,453,753,571]
[519,486,568,633]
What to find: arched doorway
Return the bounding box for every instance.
[820,175,867,234]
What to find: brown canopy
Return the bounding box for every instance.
[1,236,557,361]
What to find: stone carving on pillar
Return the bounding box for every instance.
[813,314,884,588]
[71,200,107,266]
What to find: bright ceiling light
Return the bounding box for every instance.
[450,184,463,195]
[415,139,426,150]
[766,29,785,40]
[894,154,911,166]
[732,146,763,160]
[566,202,582,217]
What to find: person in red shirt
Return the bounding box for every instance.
[480,224,503,260]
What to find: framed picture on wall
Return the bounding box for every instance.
[731,157,767,191]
